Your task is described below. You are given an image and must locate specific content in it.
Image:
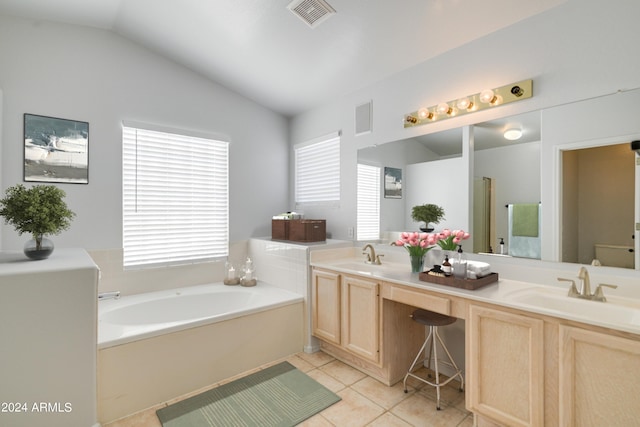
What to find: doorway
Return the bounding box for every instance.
[561,143,635,268]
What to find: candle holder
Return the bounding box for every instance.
[240,257,257,287]
[223,261,240,285]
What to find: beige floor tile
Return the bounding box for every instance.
[417,379,465,410]
[297,413,336,427]
[286,354,316,372]
[320,388,385,427]
[298,350,335,367]
[103,404,164,427]
[320,359,368,386]
[457,414,475,427]
[306,367,348,393]
[352,376,413,410]
[391,393,469,427]
[367,412,413,427]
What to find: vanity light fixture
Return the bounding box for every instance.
[503,128,523,141]
[404,79,533,128]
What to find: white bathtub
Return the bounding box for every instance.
[98,281,303,349]
[97,282,304,424]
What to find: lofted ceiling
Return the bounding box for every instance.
[0,0,565,117]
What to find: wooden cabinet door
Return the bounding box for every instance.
[311,269,341,345]
[559,325,640,426]
[341,275,380,363]
[467,305,544,427]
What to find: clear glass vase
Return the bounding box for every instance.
[24,235,54,260]
[409,254,425,273]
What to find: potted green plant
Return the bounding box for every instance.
[411,203,445,232]
[0,184,75,260]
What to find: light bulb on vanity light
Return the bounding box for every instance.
[503,128,523,141]
[456,97,473,111]
[436,102,452,115]
[479,89,498,104]
[418,107,434,120]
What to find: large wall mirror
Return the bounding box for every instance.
[357,111,542,254]
[357,91,640,270]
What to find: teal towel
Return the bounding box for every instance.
[512,203,539,237]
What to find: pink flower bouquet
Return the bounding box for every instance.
[435,229,470,251]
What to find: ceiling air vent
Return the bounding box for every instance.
[288,0,336,28]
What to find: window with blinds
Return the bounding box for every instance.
[122,124,229,268]
[294,132,340,208]
[357,163,380,241]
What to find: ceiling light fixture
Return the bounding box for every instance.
[503,128,523,141]
[404,79,533,128]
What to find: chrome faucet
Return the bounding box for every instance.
[98,291,121,301]
[577,266,592,297]
[362,244,383,265]
[558,267,618,302]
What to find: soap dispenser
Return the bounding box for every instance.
[453,245,467,279]
[499,237,505,255]
[442,255,452,276]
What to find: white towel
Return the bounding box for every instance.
[467,261,491,279]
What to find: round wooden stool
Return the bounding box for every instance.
[402,308,464,410]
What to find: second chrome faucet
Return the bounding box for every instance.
[558,267,618,302]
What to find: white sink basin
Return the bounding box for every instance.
[504,286,640,327]
[330,261,407,275]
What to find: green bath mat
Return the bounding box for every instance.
[156,361,341,427]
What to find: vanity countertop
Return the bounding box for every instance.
[311,256,640,336]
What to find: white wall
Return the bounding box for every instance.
[289,0,640,242]
[0,15,289,252]
[405,157,467,232]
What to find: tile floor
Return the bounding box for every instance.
[104,351,473,427]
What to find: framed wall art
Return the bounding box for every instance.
[384,166,402,199]
[24,113,89,184]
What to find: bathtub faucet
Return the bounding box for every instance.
[98,291,121,301]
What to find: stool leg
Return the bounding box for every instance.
[433,326,442,410]
[435,330,464,392]
[426,325,435,374]
[403,327,434,393]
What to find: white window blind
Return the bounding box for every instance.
[122,125,229,268]
[295,132,340,208]
[357,163,380,241]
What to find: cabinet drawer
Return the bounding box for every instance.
[383,284,450,315]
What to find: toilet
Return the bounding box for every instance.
[594,244,635,268]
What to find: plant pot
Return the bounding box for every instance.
[24,236,54,260]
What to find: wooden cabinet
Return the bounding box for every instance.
[311,268,380,362]
[341,274,380,363]
[559,325,640,426]
[311,268,341,345]
[467,304,545,427]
